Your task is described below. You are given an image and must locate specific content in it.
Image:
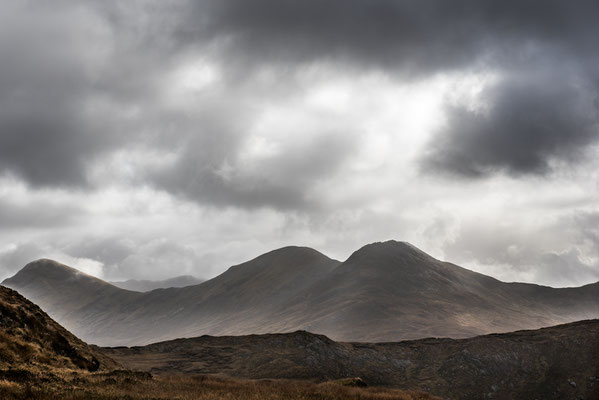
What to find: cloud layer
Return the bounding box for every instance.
[1,1,599,286]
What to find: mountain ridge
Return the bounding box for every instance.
[3,241,599,346]
[110,275,204,292]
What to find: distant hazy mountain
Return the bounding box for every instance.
[110,276,204,292]
[3,241,599,346]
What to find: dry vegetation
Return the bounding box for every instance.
[104,321,599,399]
[0,369,440,400]
[0,286,117,372]
[0,284,440,400]
[0,285,438,400]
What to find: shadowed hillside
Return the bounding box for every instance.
[3,247,341,345]
[103,320,599,400]
[272,241,599,341]
[4,241,599,345]
[0,285,118,373]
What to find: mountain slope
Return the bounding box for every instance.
[0,284,117,372]
[2,259,144,342]
[110,275,204,292]
[103,320,599,400]
[266,241,599,341]
[3,241,599,346]
[3,247,341,345]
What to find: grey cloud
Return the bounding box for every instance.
[109,238,206,280]
[539,249,599,288]
[0,243,46,279]
[0,3,126,186]
[0,198,81,229]
[63,237,134,268]
[196,1,598,74]
[574,211,599,246]
[196,0,599,177]
[151,127,358,211]
[0,1,189,187]
[3,0,599,192]
[422,68,599,176]
[441,211,599,287]
[2,0,599,286]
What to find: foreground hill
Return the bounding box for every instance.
[103,320,599,400]
[110,275,204,292]
[0,284,433,400]
[4,241,599,345]
[0,285,117,373]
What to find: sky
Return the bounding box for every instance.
[1,0,599,287]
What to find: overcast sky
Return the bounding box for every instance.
[1,1,599,287]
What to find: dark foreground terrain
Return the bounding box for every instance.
[0,371,438,400]
[0,284,436,399]
[2,280,598,399]
[103,320,599,400]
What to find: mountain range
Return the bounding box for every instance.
[3,240,599,346]
[109,275,204,292]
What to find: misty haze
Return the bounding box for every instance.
[1,1,599,400]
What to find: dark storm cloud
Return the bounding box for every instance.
[0,2,145,187]
[0,1,191,187]
[0,0,360,211]
[4,0,599,286]
[421,68,599,176]
[0,4,105,186]
[3,0,599,197]
[195,0,597,72]
[193,0,599,177]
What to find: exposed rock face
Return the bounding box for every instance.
[103,320,599,400]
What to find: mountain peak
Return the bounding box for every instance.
[2,258,108,289]
[262,245,331,259]
[22,258,77,272]
[224,245,338,278]
[345,240,434,264]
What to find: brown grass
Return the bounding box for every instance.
[0,370,440,400]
